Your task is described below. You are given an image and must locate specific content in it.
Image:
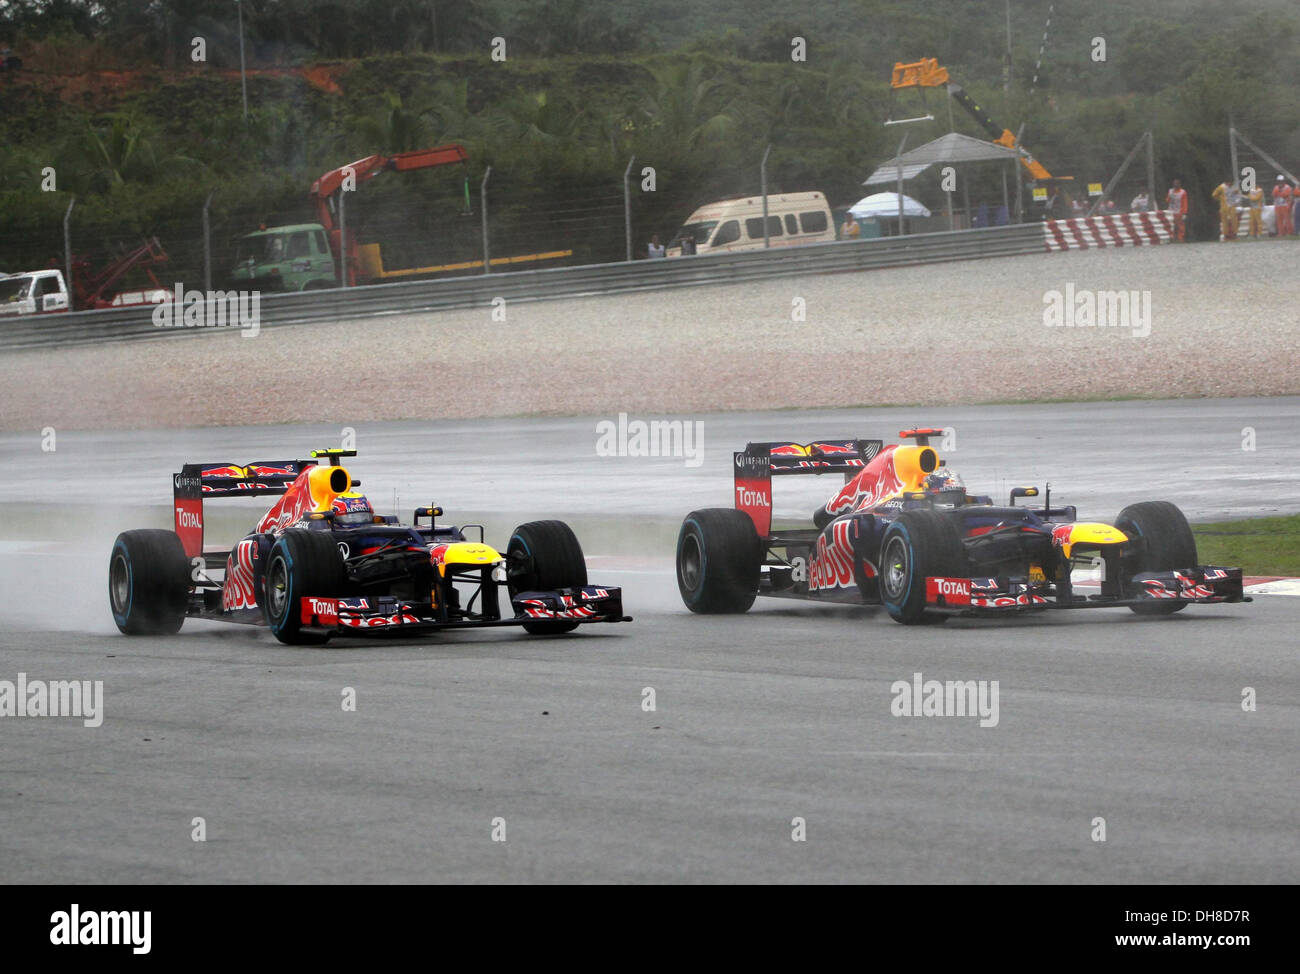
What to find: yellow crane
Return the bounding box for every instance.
[886,58,1060,183]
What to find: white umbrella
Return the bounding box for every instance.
[849,193,931,219]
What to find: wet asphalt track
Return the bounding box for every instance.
[0,397,1297,883]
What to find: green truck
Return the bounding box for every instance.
[229,223,337,292]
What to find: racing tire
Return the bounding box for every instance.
[676,509,762,614]
[507,520,588,635]
[879,510,967,625]
[1114,501,1197,616]
[109,529,190,635]
[263,529,348,645]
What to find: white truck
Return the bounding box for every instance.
[0,269,71,317]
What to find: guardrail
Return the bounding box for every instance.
[0,222,1046,351]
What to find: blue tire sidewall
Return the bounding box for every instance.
[269,545,294,633]
[881,522,914,614]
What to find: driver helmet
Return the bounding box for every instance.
[331,491,375,526]
[924,467,964,495]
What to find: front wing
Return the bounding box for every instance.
[924,566,1249,615]
[298,585,630,634]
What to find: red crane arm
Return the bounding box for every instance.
[310,144,469,231]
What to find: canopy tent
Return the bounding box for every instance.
[850,193,931,219]
[863,132,1021,186]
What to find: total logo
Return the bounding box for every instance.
[175,507,202,529]
[302,597,339,625]
[735,486,771,508]
[925,576,971,605]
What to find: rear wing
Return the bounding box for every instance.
[735,439,884,536]
[172,459,315,558]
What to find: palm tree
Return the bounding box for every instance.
[349,92,436,154]
[638,59,738,163]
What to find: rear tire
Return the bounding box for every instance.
[263,529,348,644]
[879,511,966,624]
[507,520,588,635]
[676,509,762,614]
[1114,501,1197,615]
[109,529,190,635]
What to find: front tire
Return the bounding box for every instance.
[109,529,190,635]
[676,509,762,614]
[1114,500,1197,615]
[263,529,348,644]
[879,511,966,624]
[507,520,588,635]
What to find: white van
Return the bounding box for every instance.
[0,269,70,316]
[667,191,835,256]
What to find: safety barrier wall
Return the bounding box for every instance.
[1043,211,1174,251]
[1,222,1070,351]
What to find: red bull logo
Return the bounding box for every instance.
[222,539,259,611]
[825,445,904,517]
[257,466,350,534]
[809,520,856,591]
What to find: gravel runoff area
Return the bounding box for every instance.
[1,239,1296,432]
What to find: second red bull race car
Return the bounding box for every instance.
[676,428,1249,624]
[110,449,630,644]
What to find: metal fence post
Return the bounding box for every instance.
[481,166,492,274]
[63,197,76,311]
[202,190,215,293]
[1146,130,1155,207]
[237,0,248,122]
[761,144,772,248]
[1229,121,1239,189]
[623,155,635,262]
[338,187,347,287]
[895,134,908,235]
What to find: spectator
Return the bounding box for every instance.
[1246,183,1265,238]
[1212,179,1237,240]
[647,234,665,259]
[1130,191,1151,212]
[1272,176,1293,237]
[1165,179,1189,242]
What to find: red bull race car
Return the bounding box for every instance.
[676,429,1249,624]
[110,449,630,644]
